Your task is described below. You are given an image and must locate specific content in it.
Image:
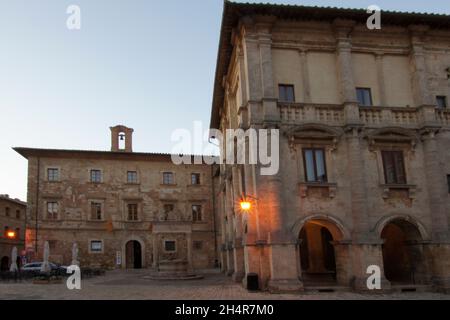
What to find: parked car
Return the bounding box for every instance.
[22,262,67,274]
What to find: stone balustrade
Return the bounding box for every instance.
[436,109,450,126]
[359,106,419,128]
[279,102,450,128]
[278,102,344,125]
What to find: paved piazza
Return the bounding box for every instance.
[0,270,449,300]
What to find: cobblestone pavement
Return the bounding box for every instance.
[0,270,449,300]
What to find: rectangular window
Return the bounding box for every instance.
[356,88,373,106]
[162,172,174,185]
[127,171,138,183]
[191,173,201,185]
[16,210,20,219]
[164,240,176,252]
[164,204,174,213]
[5,207,10,217]
[303,148,327,183]
[437,96,447,109]
[447,175,450,193]
[47,168,59,181]
[90,170,102,183]
[48,240,57,250]
[192,205,202,222]
[90,202,103,220]
[382,151,406,185]
[278,84,295,102]
[127,203,138,221]
[193,241,203,250]
[46,202,58,220]
[90,240,103,253]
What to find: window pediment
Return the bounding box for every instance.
[364,127,419,150]
[286,124,343,150]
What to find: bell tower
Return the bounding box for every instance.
[110,125,134,152]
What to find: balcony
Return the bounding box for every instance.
[359,107,419,128]
[278,102,344,126]
[278,102,450,128]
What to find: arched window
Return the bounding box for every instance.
[118,132,126,150]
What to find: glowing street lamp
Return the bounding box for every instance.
[240,199,251,211]
[6,231,16,239]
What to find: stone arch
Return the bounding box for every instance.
[374,214,430,241]
[121,236,146,269]
[291,214,351,241]
[292,214,352,287]
[376,214,431,284]
[0,256,9,271]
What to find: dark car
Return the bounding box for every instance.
[22,262,67,275]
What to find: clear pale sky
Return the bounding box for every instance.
[1,0,449,201]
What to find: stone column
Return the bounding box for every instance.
[152,235,159,271]
[224,178,235,276]
[186,232,194,273]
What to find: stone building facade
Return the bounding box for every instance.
[0,195,27,270]
[210,2,450,292]
[14,126,219,271]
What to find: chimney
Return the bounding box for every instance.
[110,125,134,152]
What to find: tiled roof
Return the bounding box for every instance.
[0,194,27,206]
[13,147,218,164]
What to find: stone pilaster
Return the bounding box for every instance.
[334,19,360,127]
[186,232,193,273]
[299,49,311,103]
[420,130,449,241]
[152,235,158,270]
[345,127,371,241]
[241,18,279,126]
[223,178,235,276]
[261,133,303,292]
[375,53,387,106]
[350,243,391,292]
[237,45,250,129]
[231,166,245,281]
[409,25,434,108]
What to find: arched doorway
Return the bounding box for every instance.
[381,219,428,285]
[0,256,9,271]
[125,241,142,269]
[299,220,339,285]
